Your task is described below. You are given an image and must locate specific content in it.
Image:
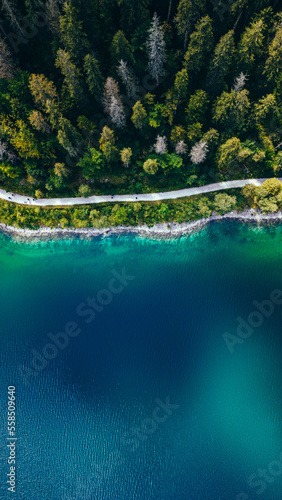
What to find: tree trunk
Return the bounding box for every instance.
[167,0,173,23]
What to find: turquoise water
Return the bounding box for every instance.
[0,220,281,500]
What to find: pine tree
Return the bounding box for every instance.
[185,90,209,126]
[154,135,167,154]
[233,73,247,92]
[84,54,103,101]
[217,137,243,177]
[0,139,17,162]
[109,96,126,128]
[103,77,126,128]
[174,0,206,51]
[213,89,250,131]
[59,1,90,63]
[3,119,41,159]
[167,0,173,22]
[175,140,187,155]
[184,16,213,78]
[254,94,278,123]
[146,13,166,84]
[237,19,264,73]
[99,126,115,148]
[57,116,81,157]
[55,49,84,104]
[120,147,132,168]
[170,125,186,144]
[118,0,150,33]
[110,31,133,66]
[164,69,189,123]
[206,30,235,96]
[264,22,282,81]
[0,38,15,79]
[29,111,51,133]
[1,0,23,36]
[45,99,61,129]
[45,0,62,36]
[29,74,59,109]
[131,101,147,129]
[190,141,208,164]
[99,126,118,162]
[24,0,46,23]
[117,60,138,102]
[73,0,100,41]
[202,128,219,158]
[172,69,189,113]
[54,162,69,177]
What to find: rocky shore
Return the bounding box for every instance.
[1,209,282,243]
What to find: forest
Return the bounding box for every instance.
[0,0,281,217]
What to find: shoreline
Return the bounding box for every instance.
[1,209,282,243]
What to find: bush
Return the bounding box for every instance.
[78,185,92,197]
[213,193,237,215]
[261,178,282,196]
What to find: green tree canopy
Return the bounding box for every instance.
[184,16,213,78]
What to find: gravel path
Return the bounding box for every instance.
[0,178,277,207]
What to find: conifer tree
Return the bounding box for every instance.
[0,38,15,79]
[84,54,103,101]
[120,147,132,168]
[217,137,245,177]
[110,31,133,66]
[131,101,147,129]
[233,73,247,92]
[173,69,189,109]
[146,13,166,84]
[118,0,150,32]
[103,77,126,128]
[0,139,17,162]
[190,141,208,164]
[175,140,187,156]
[1,0,23,36]
[29,111,51,133]
[184,16,213,78]
[54,162,69,177]
[237,19,264,73]
[57,116,81,157]
[99,126,115,149]
[59,0,90,63]
[55,49,84,104]
[206,30,235,96]
[170,125,186,144]
[29,74,59,109]
[99,126,118,162]
[174,0,206,51]
[185,90,209,126]
[264,21,282,81]
[254,94,278,123]
[213,89,250,131]
[45,99,61,129]
[117,60,138,102]
[45,0,62,36]
[154,135,167,154]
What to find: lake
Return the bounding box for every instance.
[0,220,281,500]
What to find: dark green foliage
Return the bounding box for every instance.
[0,0,280,223]
[184,16,213,79]
[205,30,235,96]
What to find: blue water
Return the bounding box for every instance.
[0,221,281,500]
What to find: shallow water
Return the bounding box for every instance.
[0,220,281,500]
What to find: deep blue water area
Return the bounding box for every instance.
[0,220,281,500]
